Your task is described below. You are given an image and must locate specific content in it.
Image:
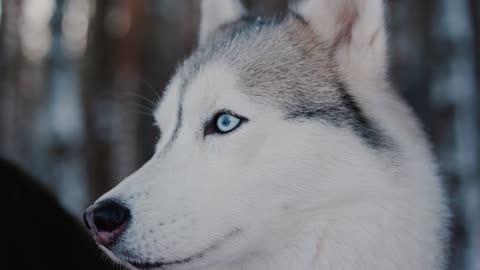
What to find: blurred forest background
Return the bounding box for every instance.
[0,0,478,269]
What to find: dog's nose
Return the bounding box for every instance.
[84,200,130,246]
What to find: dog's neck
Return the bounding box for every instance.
[209,201,442,270]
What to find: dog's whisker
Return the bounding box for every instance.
[140,78,162,104]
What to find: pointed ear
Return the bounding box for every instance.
[199,0,246,46]
[293,0,387,79]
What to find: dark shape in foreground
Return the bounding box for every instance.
[2,158,122,270]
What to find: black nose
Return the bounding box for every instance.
[84,200,130,246]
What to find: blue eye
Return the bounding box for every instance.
[204,110,248,136]
[216,113,242,133]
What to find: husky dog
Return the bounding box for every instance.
[84,0,449,269]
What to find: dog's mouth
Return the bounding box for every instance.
[127,256,197,270]
[117,228,242,270]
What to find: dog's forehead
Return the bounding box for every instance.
[175,14,338,107]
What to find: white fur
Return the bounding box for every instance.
[92,0,448,269]
[295,0,387,80]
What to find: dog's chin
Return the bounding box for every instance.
[98,246,137,269]
[97,247,166,270]
[98,228,243,270]
[115,251,204,270]
[99,247,208,270]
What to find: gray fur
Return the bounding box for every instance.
[176,13,391,149]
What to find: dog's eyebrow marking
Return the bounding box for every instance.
[157,78,190,157]
[162,104,183,154]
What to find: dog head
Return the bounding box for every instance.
[85,0,391,269]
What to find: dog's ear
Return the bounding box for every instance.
[199,0,246,46]
[293,0,387,80]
